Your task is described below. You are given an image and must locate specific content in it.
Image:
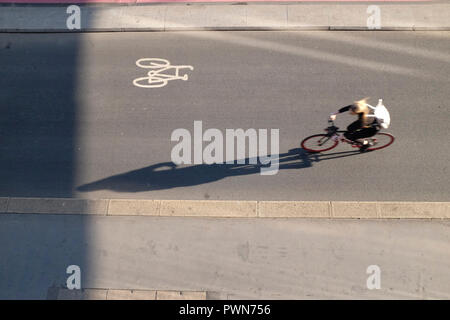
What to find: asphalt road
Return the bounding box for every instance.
[1,31,449,200]
[1,214,449,299]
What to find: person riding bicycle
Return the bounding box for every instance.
[329,98,383,151]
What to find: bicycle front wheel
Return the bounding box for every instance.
[301,134,338,153]
[367,133,395,151]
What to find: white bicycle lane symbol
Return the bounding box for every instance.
[133,58,194,88]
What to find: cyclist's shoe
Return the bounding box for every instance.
[360,140,374,152]
[331,134,339,142]
[350,139,363,148]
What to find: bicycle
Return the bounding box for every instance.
[301,120,395,153]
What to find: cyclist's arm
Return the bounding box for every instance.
[330,105,353,120]
[337,105,352,113]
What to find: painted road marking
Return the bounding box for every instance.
[133,58,194,88]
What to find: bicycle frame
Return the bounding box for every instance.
[324,120,364,147]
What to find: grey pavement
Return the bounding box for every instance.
[0,213,449,299]
[0,31,449,201]
[0,3,450,32]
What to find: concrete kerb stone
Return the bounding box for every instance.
[108,199,161,216]
[379,5,415,29]
[56,288,108,300]
[0,4,449,32]
[329,26,370,31]
[156,290,207,300]
[81,6,125,30]
[164,5,209,29]
[205,5,247,28]
[331,201,379,219]
[413,4,450,29]
[2,198,449,219]
[119,5,165,30]
[0,197,9,212]
[50,288,205,300]
[378,202,450,219]
[6,197,108,215]
[246,5,287,29]
[258,201,330,218]
[287,5,329,28]
[0,6,67,30]
[328,4,366,28]
[413,26,450,31]
[106,289,157,300]
[160,200,258,218]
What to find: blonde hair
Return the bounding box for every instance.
[351,97,371,126]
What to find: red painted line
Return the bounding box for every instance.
[0,0,434,3]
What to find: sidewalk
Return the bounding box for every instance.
[2,213,449,299]
[1,3,449,32]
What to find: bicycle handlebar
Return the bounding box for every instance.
[326,119,339,135]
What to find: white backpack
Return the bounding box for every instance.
[368,99,391,129]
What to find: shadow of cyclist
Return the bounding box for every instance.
[76,148,360,193]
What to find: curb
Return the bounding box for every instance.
[4,27,450,32]
[0,4,449,32]
[49,288,207,300]
[1,197,449,219]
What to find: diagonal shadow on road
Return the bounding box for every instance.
[77,148,361,193]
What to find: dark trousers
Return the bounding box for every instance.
[344,120,379,141]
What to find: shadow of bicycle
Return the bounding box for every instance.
[76,148,361,193]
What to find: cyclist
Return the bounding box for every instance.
[329,98,381,151]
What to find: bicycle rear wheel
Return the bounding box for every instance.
[366,133,395,151]
[301,134,338,153]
